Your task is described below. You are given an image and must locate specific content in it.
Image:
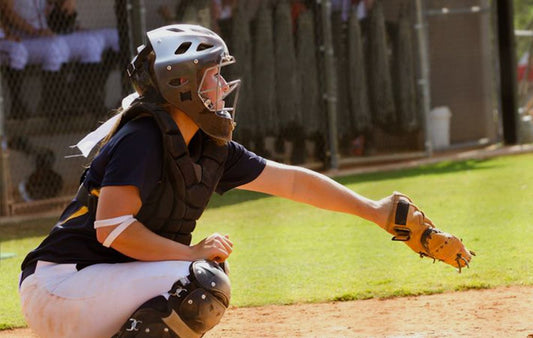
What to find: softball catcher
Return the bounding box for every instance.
[19,24,473,338]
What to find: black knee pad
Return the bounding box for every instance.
[113,260,231,338]
[169,260,231,334]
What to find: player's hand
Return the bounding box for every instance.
[191,233,233,263]
[36,28,54,37]
[60,0,77,15]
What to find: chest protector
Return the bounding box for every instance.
[116,102,228,245]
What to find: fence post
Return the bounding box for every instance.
[414,0,433,157]
[496,0,519,145]
[319,0,339,170]
[129,0,147,54]
[115,0,133,97]
[0,70,11,216]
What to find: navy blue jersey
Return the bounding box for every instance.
[21,117,266,270]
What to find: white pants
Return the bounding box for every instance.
[19,260,192,338]
[61,31,105,64]
[91,28,120,53]
[0,40,28,70]
[20,36,69,71]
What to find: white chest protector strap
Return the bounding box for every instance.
[94,215,137,248]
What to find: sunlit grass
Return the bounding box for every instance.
[1,153,532,329]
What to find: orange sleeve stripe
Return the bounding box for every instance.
[60,206,89,225]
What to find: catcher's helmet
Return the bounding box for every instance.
[128,24,240,141]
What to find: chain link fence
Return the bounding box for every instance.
[0,0,515,216]
[516,25,533,144]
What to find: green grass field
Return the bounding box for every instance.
[1,153,532,330]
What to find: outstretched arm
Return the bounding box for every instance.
[237,160,388,227]
[239,160,475,270]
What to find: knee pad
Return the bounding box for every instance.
[168,260,231,334]
[113,260,231,338]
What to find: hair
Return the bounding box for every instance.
[95,51,164,152]
[131,50,159,98]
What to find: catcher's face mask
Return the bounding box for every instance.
[198,55,240,122]
[128,24,242,142]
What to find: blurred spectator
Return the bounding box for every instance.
[331,0,351,22]
[0,1,70,119]
[356,0,374,20]
[45,0,119,115]
[158,0,269,46]
[6,0,105,64]
[47,0,76,34]
[212,0,236,38]
[1,0,110,118]
[47,0,119,53]
[0,19,28,69]
[0,21,30,119]
[332,0,374,21]
[158,0,238,46]
[159,0,212,28]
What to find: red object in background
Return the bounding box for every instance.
[350,135,365,156]
[291,1,307,32]
[517,52,533,82]
[517,65,533,82]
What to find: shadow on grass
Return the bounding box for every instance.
[331,289,439,302]
[0,217,56,241]
[336,158,495,186]
[332,283,493,302]
[207,189,268,209]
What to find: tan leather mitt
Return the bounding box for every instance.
[383,192,475,272]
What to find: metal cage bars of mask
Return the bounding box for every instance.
[197,54,241,123]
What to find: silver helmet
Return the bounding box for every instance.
[128,24,241,141]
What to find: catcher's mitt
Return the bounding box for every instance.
[383,192,475,272]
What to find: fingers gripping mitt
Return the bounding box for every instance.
[383,192,475,272]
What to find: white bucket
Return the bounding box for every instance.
[429,106,452,150]
[520,115,533,143]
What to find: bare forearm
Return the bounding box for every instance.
[290,167,381,224]
[2,3,38,35]
[239,161,387,226]
[101,221,195,261]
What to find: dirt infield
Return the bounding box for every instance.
[2,285,532,338]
